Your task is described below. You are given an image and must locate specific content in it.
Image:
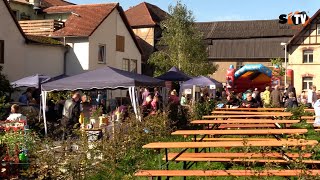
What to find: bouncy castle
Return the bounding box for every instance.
[226,64,293,93]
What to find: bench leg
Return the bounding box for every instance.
[158,149,161,169]
[165,148,169,170]
[182,161,187,180]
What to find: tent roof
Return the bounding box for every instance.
[181,76,223,88]
[156,66,191,81]
[41,66,165,91]
[11,74,51,88]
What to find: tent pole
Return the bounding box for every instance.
[41,91,48,136]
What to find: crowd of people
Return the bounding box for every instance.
[223,83,319,109]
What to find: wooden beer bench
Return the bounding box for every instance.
[135,169,320,178]
[191,119,300,129]
[215,107,285,111]
[203,114,292,119]
[138,140,318,179]
[171,129,308,136]
[212,111,292,116]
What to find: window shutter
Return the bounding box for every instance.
[116,35,125,52]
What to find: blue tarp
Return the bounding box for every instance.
[11,74,51,88]
[234,64,272,79]
[181,76,223,89]
[41,66,165,91]
[156,67,191,81]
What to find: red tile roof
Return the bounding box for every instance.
[125,2,168,27]
[44,3,118,37]
[41,0,75,8]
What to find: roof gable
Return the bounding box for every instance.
[288,9,320,46]
[196,20,299,39]
[125,2,168,27]
[44,3,118,37]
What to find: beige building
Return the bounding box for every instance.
[1,0,66,81]
[41,3,142,76]
[8,1,142,76]
[288,9,320,95]
[125,2,168,75]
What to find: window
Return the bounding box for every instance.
[302,77,313,90]
[122,58,129,71]
[116,35,125,52]
[130,59,137,73]
[0,40,4,64]
[236,61,243,69]
[98,44,106,63]
[303,50,313,63]
[318,25,320,35]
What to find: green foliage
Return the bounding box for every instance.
[149,1,217,76]
[0,130,39,158]
[287,105,312,120]
[47,91,70,103]
[270,58,285,76]
[0,66,12,119]
[24,113,172,179]
[193,100,216,119]
[0,66,12,97]
[0,96,9,119]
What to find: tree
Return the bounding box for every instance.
[271,58,285,77]
[149,1,217,76]
[0,66,11,97]
[0,66,11,119]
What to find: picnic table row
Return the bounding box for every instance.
[216,107,314,112]
[135,110,320,179]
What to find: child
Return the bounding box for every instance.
[7,104,27,121]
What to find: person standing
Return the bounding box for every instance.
[262,86,271,107]
[62,92,81,140]
[313,93,320,126]
[252,88,262,107]
[286,83,296,98]
[271,85,282,108]
[308,85,317,107]
[141,88,150,103]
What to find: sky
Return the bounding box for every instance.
[71,0,320,22]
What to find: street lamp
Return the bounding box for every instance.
[280,42,287,86]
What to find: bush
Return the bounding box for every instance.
[193,100,216,119]
[24,113,172,179]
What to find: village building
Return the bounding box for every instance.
[8,0,74,20]
[1,0,66,81]
[7,0,142,77]
[125,2,168,75]
[42,3,142,75]
[196,20,298,85]
[287,9,320,95]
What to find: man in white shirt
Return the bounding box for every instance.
[308,85,317,107]
[313,93,320,126]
